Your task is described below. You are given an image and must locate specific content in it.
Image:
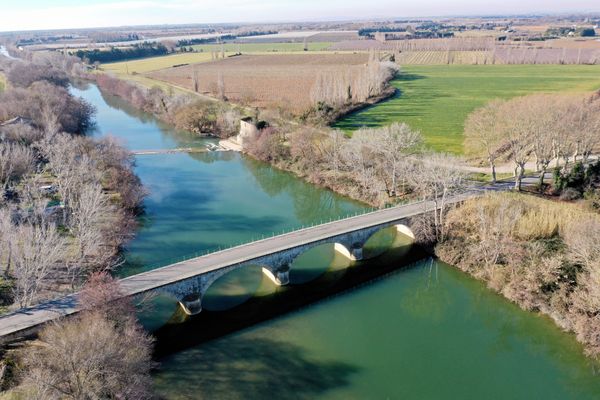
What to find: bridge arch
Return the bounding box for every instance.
[360,224,415,260]
[201,264,265,312]
[284,243,352,285]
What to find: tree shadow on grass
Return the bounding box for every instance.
[334,73,427,130]
[155,336,360,400]
[395,73,426,82]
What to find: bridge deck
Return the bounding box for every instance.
[0,193,474,340]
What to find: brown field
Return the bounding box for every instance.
[147,53,370,112]
[494,47,600,64]
[395,51,491,65]
[330,37,495,52]
[543,38,600,50]
[513,24,550,33]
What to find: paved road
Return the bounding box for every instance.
[0,192,476,340]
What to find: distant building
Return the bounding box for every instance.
[236,117,259,147]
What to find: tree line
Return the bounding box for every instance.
[0,54,145,309]
[243,121,466,227]
[74,42,169,64]
[465,92,600,190]
[308,51,399,123]
[0,48,154,398]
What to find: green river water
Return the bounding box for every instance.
[71,82,600,399]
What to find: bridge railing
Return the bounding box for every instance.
[125,187,484,275]
[130,200,418,273]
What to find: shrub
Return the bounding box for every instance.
[560,187,582,201]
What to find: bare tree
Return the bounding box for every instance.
[68,182,113,287]
[408,153,467,241]
[464,100,504,182]
[191,66,200,93]
[217,72,226,100]
[0,208,15,278]
[502,98,534,191]
[322,129,346,177]
[354,123,422,197]
[18,311,154,399]
[526,95,558,188]
[566,95,600,163]
[78,271,136,326]
[341,131,380,197]
[11,221,68,307]
[0,142,35,190]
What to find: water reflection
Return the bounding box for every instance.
[154,336,360,400]
[242,157,360,225]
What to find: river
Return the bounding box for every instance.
[72,82,600,399]
[0,45,16,60]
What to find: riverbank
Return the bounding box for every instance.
[88,71,400,207]
[435,192,600,359]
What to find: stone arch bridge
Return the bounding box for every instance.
[0,193,474,342]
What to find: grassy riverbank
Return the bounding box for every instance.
[335,64,600,153]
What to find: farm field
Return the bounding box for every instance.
[335,64,600,153]
[395,51,491,65]
[0,73,5,92]
[543,38,600,49]
[101,52,217,75]
[190,42,333,53]
[146,53,370,113]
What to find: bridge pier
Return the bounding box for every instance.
[351,245,364,261]
[334,242,364,261]
[178,293,203,315]
[262,264,290,286]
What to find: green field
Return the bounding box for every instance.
[335,65,600,153]
[0,73,5,92]
[101,52,218,75]
[190,42,333,53]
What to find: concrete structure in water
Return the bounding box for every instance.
[0,193,474,342]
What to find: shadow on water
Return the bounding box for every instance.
[154,336,360,400]
[151,234,421,358]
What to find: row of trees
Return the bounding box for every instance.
[73,42,169,64]
[0,57,145,308]
[309,56,399,109]
[245,122,466,227]
[94,73,242,138]
[465,92,600,190]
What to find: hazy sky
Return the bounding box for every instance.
[1,0,599,32]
